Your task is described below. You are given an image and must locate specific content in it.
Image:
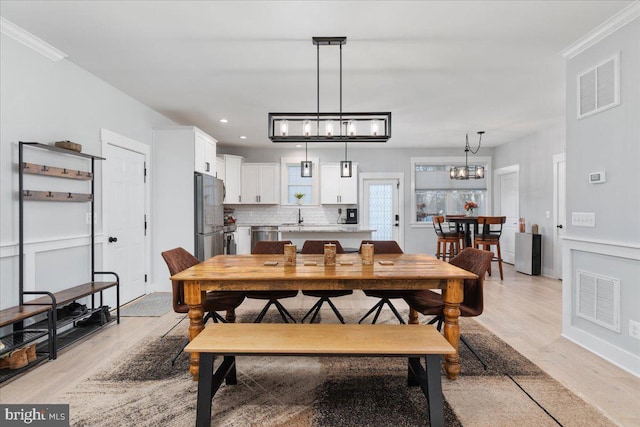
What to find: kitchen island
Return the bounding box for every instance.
[278,224,375,249]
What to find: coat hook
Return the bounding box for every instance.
[22,162,29,170]
[42,165,49,172]
[67,192,73,198]
[47,191,54,198]
[63,168,68,174]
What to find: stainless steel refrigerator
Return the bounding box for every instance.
[194,173,224,261]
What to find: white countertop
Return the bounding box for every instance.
[278,224,375,233]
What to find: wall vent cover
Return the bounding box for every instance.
[577,52,620,119]
[576,269,620,332]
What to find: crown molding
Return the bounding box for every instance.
[561,1,640,59]
[1,17,68,62]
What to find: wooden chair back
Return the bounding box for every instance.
[477,216,506,238]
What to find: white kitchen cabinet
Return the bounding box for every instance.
[194,130,217,176]
[241,163,280,204]
[320,163,358,204]
[155,127,217,178]
[216,156,225,181]
[235,226,252,254]
[222,155,243,204]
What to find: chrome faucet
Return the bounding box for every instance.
[298,209,304,225]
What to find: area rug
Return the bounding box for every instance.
[119,293,172,317]
[62,310,615,426]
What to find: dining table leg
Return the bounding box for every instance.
[442,278,463,380]
[185,282,205,381]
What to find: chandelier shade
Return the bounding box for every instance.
[450,131,486,180]
[268,112,391,143]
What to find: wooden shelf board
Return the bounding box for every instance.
[0,305,50,328]
[20,141,105,160]
[26,282,118,307]
[23,190,92,202]
[22,162,93,180]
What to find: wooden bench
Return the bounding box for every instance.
[185,323,455,427]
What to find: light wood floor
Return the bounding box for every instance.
[1,264,638,426]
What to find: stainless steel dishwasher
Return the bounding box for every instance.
[250,225,279,252]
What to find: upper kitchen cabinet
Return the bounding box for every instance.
[220,154,243,204]
[154,127,217,176]
[320,163,358,204]
[194,130,217,176]
[241,163,280,204]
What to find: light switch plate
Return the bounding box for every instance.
[572,212,596,227]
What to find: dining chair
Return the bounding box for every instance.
[473,216,506,280]
[432,216,461,261]
[246,240,299,323]
[358,240,407,324]
[300,240,353,324]
[403,247,494,369]
[161,247,246,365]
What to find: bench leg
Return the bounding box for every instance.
[225,356,237,385]
[407,357,420,387]
[196,353,214,427]
[425,354,445,427]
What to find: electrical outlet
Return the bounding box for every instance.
[571,212,596,227]
[630,320,640,341]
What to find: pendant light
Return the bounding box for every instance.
[450,131,485,180]
[268,37,391,143]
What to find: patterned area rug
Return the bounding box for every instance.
[119,293,172,317]
[62,310,615,426]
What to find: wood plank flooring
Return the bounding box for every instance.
[0,264,638,426]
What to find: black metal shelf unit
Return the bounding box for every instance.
[9,141,120,371]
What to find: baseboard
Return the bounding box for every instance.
[562,326,640,378]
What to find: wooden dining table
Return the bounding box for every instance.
[445,215,479,248]
[171,253,477,381]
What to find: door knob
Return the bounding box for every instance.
[108,236,118,243]
[556,225,563,229]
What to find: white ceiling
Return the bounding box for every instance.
[0,1,632,149]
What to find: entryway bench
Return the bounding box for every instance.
[185,323,455,427]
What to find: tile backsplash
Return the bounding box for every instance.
[228,204,356,226]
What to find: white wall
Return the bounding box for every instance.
[0,34,176,309]
[563,16,640,376]
[493,123,566,276]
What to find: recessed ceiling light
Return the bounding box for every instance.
[239,136,247,139]
[219,119,228,123]
[296,144,302,148]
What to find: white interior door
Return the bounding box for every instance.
[553,153,566,279]
[495,166,519,264]
[103,130,149,305]
[361,175,403,248]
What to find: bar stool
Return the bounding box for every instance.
[474,216,506,280]
[432,216,460,262]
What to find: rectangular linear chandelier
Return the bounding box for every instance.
[269,112,392,143]
[268,36,391,144]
